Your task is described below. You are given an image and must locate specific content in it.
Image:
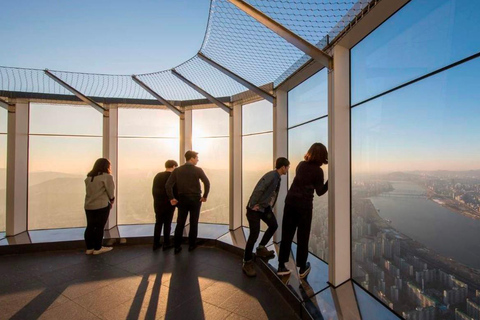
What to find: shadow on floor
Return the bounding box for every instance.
[0,243,300,320]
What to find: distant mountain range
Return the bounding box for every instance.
[379,170,480,181]
[409,170,480,178]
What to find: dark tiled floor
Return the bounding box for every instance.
[0,244,300,320]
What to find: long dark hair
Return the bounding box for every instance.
[304,143,328,166]
[87,158,111,180]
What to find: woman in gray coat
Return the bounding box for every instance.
[84,158,115,255]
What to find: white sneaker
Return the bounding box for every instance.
[85,249,94,255]
[93,247,113,255]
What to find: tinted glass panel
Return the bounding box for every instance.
[288,119,329,261]
[117,108,180,225]
[118,108,179,137]
[30,103,102,135]
[351,0,480,105]
[354,284,401,320]
[192,137,229,224]
[28,136,102,230]
[288,69,328,127]
[351,55,480,318]
[117,138,179,225]
[242,100,273,134]
[192,108,229,138]
[242,133,273,226]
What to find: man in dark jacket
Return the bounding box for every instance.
[152,160,178,251]
[166,150,210,253]
[242,157,290,277]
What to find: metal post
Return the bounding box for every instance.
[230,103,242,230]
[328,45,351,286]
[180,110,193,165]
[6,101,29,236]
[103,105,118,229]
[273,89,288,243]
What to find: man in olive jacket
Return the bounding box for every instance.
[242,157,290,277]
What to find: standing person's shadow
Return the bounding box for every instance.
[164,249,205,320]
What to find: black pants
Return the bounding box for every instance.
[244,207,278,261]
[174,194,202,248]
[85,206,110,250]
[278,203,312,269]
[154,203,175,246]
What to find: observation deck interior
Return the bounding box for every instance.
[2,0,480,319]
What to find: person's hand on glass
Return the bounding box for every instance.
[252,204,260,211]
[170,199,178,206]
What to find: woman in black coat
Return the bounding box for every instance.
[277,143,328,278]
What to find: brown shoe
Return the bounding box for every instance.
[242,260,256,277]
[256,246,275,258]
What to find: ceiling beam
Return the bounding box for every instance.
[227,0,333,70]
[198,53,275,103]
[171,69,231,114]
[131,75,184,116]
[0,97,11,110]
[44,70,105,113]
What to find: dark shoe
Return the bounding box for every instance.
[242,260,256,277]
[188,245,197,252]
[277,265,291,276]
[299,262,311,279]
[174,246,182,254]
[256,246,275,258]
[153,243,161,251]
[163,243,174,251]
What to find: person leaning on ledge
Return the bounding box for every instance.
[242,157,290,277]
[165,150,210,254]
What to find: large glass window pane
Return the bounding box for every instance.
[118,108,179,138]
[242,133,273,225]
[0,108,6,232]
[351,56,480,319]
[242,100,272,134]
[117,138,179,225]
[28,136,102,230]
[191,108,229,224]
[288,119,329,261]
[351,0,480,105]
[118,108,179,225]
[193,108,229,137]
[242,100,273,227]
[28,104,102,230]
[30,103,102,135]
[288,69,328,127]
[192,137,229,224]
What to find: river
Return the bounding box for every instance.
[369,180,480,270]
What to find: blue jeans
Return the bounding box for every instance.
[244,206,278,261]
